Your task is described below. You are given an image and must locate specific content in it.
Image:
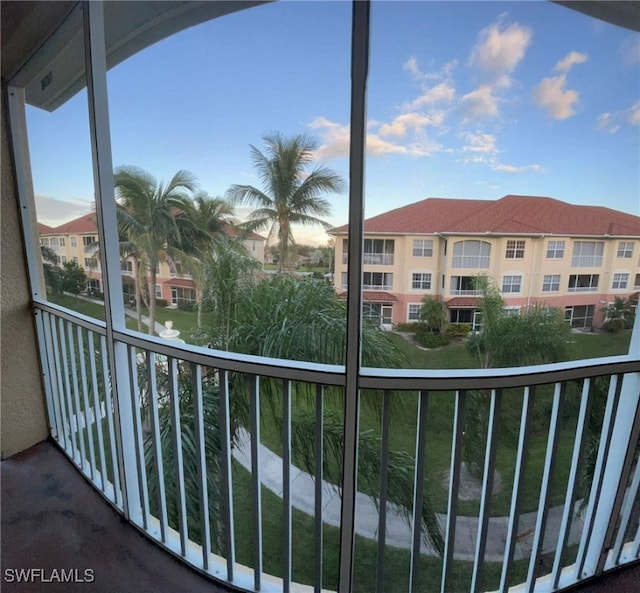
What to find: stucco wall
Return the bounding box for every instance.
[1,88,49,458]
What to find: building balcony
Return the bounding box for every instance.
[8,300,637,593]
[342,254,395,265]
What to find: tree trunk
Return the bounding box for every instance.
[149,267,157,335]
[133,257,143,332]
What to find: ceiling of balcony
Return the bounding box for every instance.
[2,1,638,111]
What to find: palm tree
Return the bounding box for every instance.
[226,133,345,272]
[600,296,635,333]
[114,166,197,334]
[173,193,236,330]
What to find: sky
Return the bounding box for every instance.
[28,1,640,245]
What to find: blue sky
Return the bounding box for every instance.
[29,1,639,244]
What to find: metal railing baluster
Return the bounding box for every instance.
[282,379,292,593]
[250,374,263,590]
[77,326,97,482]
[314,383,324,593]
[218,369,235,581]
[375,390,391,593]
[88,331,107,493]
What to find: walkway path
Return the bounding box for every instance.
[233,428,584,562]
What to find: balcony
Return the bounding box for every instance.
[342,253,395,265]
[11,301,638,593]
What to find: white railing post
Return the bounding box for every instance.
[83,0,141,523]
[580,310,640,577]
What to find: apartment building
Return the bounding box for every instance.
[331,195,640,329]
[38,212,265,305]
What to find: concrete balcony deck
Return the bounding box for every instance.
[2,440,639,593]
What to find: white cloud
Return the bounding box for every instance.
[310,117,441,160]
[35,195,93,226]
[462,132,498,154]
[461,85,499,119]
[410,82,456,109]
[554,51,588,73]
[470,20,532,78]
[533,74,580,120]
[492,163,543,173]
[403,56,423,81]
[379,112,444,137]
[596,101,640,133]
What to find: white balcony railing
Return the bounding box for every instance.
[342,253,394,265]
[450,289,483,296]
[568,287,599,293]
[571,256,603,268]
[33,300,640,593]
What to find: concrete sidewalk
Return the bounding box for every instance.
[232,428,585,562]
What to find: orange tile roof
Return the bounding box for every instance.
[337,290,398,302]
[162,278,196,288]
[38,223,56,235]
[53,212,99,234]
[224,224,265,241]
[445,297,479,308]
[330,195,640,237]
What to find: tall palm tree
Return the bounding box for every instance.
[114,166,197,334]
[226,133,344,272]
[173,193,237,330]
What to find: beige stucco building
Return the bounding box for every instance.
[38,213,265,305]
[331,195,640,329]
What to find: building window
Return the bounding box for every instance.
[84,257,98,269]
[341,272,348,289]
[60,256,67,264]
[408,304,421,321]
[59,237,65,247]
[83,235,97,246]
[452,240,491,268]
[505,240,525,259]
[612,273,629,290]
[450,276,480,295]
[546,240,565,258]
[542,274,561,292]
[617,241,634,258]
[411,273,432,290]
[635,273,640,289]
[565,304,595,328]
[50,237,59,247]
[363,272,393,290]
[71,236,77,247]
[502,275,522,293]
[568,274,599,292]
[572,241,604,267]
[155,284,162,298]
[41,238,49,246]
[412,239,433,257]
[121,260,133,273]
[363,239,394,265]
[73,256,78,264]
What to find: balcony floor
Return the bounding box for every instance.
[2,440,639,593]
[1,440,231,593]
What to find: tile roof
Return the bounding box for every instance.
[223,224,265,241]
[337,290,398,302]
[38,223,56,235]
[162,278,196,288]
[330,195,640,237]
[445,297,479,308]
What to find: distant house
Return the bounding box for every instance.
[330,195,640,329]
[38,214,265,305]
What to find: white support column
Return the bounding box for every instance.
[83,0,141,524]
[580,310,640,576]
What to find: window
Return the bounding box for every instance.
[572,241,604,267]
[363,239,394,265]
[155,284,162,298]
[408,304,421,321]
[612,273,629,290]
[363,272,392,290]
[450,276,480,295]
[341,272,348,289]
[542,274,561,292]
[502,275,522,293]
[546,240,565,258]
[84,257,97,269]
[60,256,67,264]
[565,305,595,328]
[41,238,49,246]
[505,240,525,259]
[635,274,640,289]
[617,241,634,258]
[50,237,59,247]
[59,237,65,247]
[452,240,491,268]
[412,239,433,257]
[70,236,77,247]
[83,236,97,246]
[411,273,431,290]
[121,260,133,273]
[568,274,599,292]
[73,257,78,264]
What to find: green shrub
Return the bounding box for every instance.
[177,300,196,312]
[396,322,421,332]
[156,298,168,307]
[445,323,471,338]
[415,331,450,348]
